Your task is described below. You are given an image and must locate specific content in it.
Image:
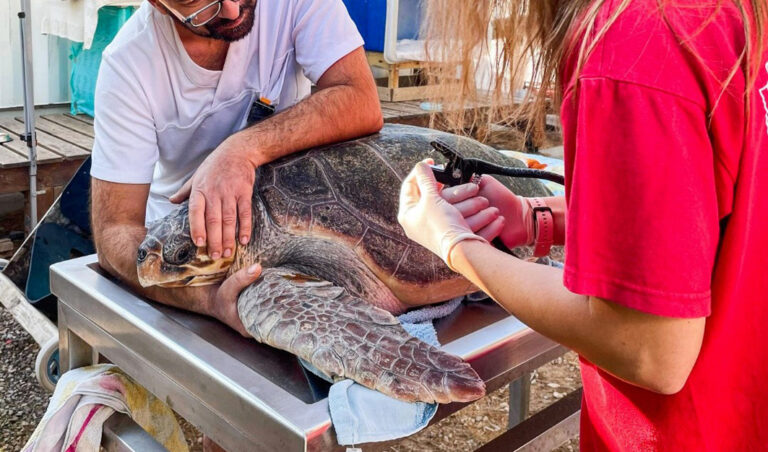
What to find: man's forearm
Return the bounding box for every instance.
[227,64,382,166]
[95,224,212,315]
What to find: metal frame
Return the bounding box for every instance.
[52,255,574,451]
[479,389,581,452]
[17,0,38,227]
[102,414,167,452]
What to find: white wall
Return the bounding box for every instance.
[0,1,72,109]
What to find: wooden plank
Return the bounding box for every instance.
[380,101,411,114]
[385,101,425,116]
[381,110,399,120]
[43,114,95,137]
[366,51,423,69]
[0,146,28,167]
[0,123,64,165]
[33,129,90,159]
[0,273,58,348]
[379,104,408,117]
[376,86,394,102]
[0,119,88,160]
[380,102,430,125]
[65,112,94,125]
[399,100,429,110]
[391,85,442,102]
[17,117,94,150]
[0,159,85,194]
[366,51,388,68]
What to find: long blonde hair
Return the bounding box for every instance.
[422,0,767,144]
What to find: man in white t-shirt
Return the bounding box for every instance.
[90,0,381,341]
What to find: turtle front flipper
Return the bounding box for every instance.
[237,267,486,404]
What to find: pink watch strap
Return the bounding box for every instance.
[530,198,554,257]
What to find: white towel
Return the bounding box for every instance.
[301,297,465,445]
[39,0,141,49]
[23,364,188,452]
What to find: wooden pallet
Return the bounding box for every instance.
[0,113,93,228]
[367,51,443,102]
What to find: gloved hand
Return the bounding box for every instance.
[439,182,507,241]
[398,160,495,270]
[478,176,534,249]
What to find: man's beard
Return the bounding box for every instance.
[184,0,257,42]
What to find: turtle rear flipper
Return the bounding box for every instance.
[237,267,486,404]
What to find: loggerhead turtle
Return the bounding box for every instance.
[136,124,550,404]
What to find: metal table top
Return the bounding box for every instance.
[51,255,565,452]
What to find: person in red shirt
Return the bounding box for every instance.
[398,0,767,449]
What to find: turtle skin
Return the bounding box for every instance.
[239,268,485,404]
[139,124,552,404]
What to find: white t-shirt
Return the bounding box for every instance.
[91,1,363,223]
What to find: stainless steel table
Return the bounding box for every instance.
[51,255,571,452]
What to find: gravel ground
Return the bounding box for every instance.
[389,353,581,452]
[1,299,580,451]
[0,307,50,452]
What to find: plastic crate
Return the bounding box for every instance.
[70,7,136,117]
[342,0,422,54]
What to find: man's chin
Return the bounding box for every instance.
[207,12,255,42]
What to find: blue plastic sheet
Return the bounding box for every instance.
[341,0,422,52]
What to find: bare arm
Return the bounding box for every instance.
[450,240,705,394]
[91,178,211,310]
[91,178,256,334]
[400,165,704,395]
[230,46,383,168]
[171,47,382,260]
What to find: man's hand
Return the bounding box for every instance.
[169,48,381,262]
[171,140,256,260]
[206,263,263,337]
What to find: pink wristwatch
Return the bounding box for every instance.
[529,198,554,257]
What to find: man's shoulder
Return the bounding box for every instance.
[255,0,336,30]
[102,4,165,69]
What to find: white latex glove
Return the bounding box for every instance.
[398,160,489,270]
[473,175,535,249]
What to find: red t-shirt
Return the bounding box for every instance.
[560,0,768,449]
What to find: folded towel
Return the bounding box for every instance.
[23,364,188,452]
[325,297,464,446]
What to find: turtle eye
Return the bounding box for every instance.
[137,248,148,263]
[167,243,196,265]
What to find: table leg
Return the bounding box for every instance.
[508,372,531,428]
[102,413,166,452]
[58,303,94,372]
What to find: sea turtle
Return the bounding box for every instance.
[136,124,550,404]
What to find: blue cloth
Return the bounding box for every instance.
[327,297,463,445]
[70,7,136,116]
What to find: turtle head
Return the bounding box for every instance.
[136,202,234,287]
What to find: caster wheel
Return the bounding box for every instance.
[35,337,60,392]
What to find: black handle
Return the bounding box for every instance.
[492,237,514,255]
